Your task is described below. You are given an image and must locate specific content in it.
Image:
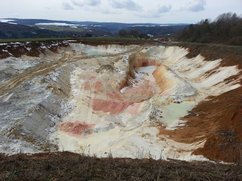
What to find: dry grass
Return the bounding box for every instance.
[0,152,241,181]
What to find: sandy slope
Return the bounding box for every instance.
[0,42,241,162]
[54,44,241,161]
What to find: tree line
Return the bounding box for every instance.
[177,13,242,45]
[118,29,149,39]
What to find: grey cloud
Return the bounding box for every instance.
[62,2,74,10]
[188,0,206,12]
[139,5,172,18]
[71,0,83,7]
[110,0,142,11]
[157,5,172,13]
[87,0,101,6]
[71,0,101,7]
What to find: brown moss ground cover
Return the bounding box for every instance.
[0,40,69,59]
[0,152,242,181]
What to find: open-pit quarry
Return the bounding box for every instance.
[0,41,241,163]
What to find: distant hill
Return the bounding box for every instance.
[0,18,188,39]
[0,22,67,39]
[123,25,186,37]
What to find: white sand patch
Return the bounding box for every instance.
[70,43,139,57]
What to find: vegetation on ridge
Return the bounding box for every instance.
[177,13,242,45]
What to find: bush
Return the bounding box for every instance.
[228,36,242,45]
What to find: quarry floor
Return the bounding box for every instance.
[0,41,241,164]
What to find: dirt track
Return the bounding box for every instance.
[0,46,143,96]
[0,52,73,96]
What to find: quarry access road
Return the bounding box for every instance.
[0,51,73,96]
[0,46,143,96]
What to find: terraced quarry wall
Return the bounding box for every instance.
[0,42,241,162]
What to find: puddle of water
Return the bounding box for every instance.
[135,66,157,75]
[161,102,194,129]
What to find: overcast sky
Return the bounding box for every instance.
[0,0,241,23]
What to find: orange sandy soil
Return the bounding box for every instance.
[0,152,241,180]
[161,43,242,163]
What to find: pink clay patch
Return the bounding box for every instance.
[83,81,91,90]
[126,102,143,115]
[107,91,123,100]
[59,121,94,135]
[92,99,132,114]
[121,80,154,101]
[83,81,103,93]
[94,81,103,92]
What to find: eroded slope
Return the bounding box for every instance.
[0,43,241,162]
[55,44,241,161]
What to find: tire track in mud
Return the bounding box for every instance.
[0,52,73,96]
[0,46,144,96]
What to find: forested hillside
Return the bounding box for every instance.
[177,13,242,45]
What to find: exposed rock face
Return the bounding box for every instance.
[0,44,73,153]
[55,45,240,161]
[0,43,241,162]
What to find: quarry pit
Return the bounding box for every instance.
[0,41,241,163]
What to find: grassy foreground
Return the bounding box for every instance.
[0,152,241,180]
